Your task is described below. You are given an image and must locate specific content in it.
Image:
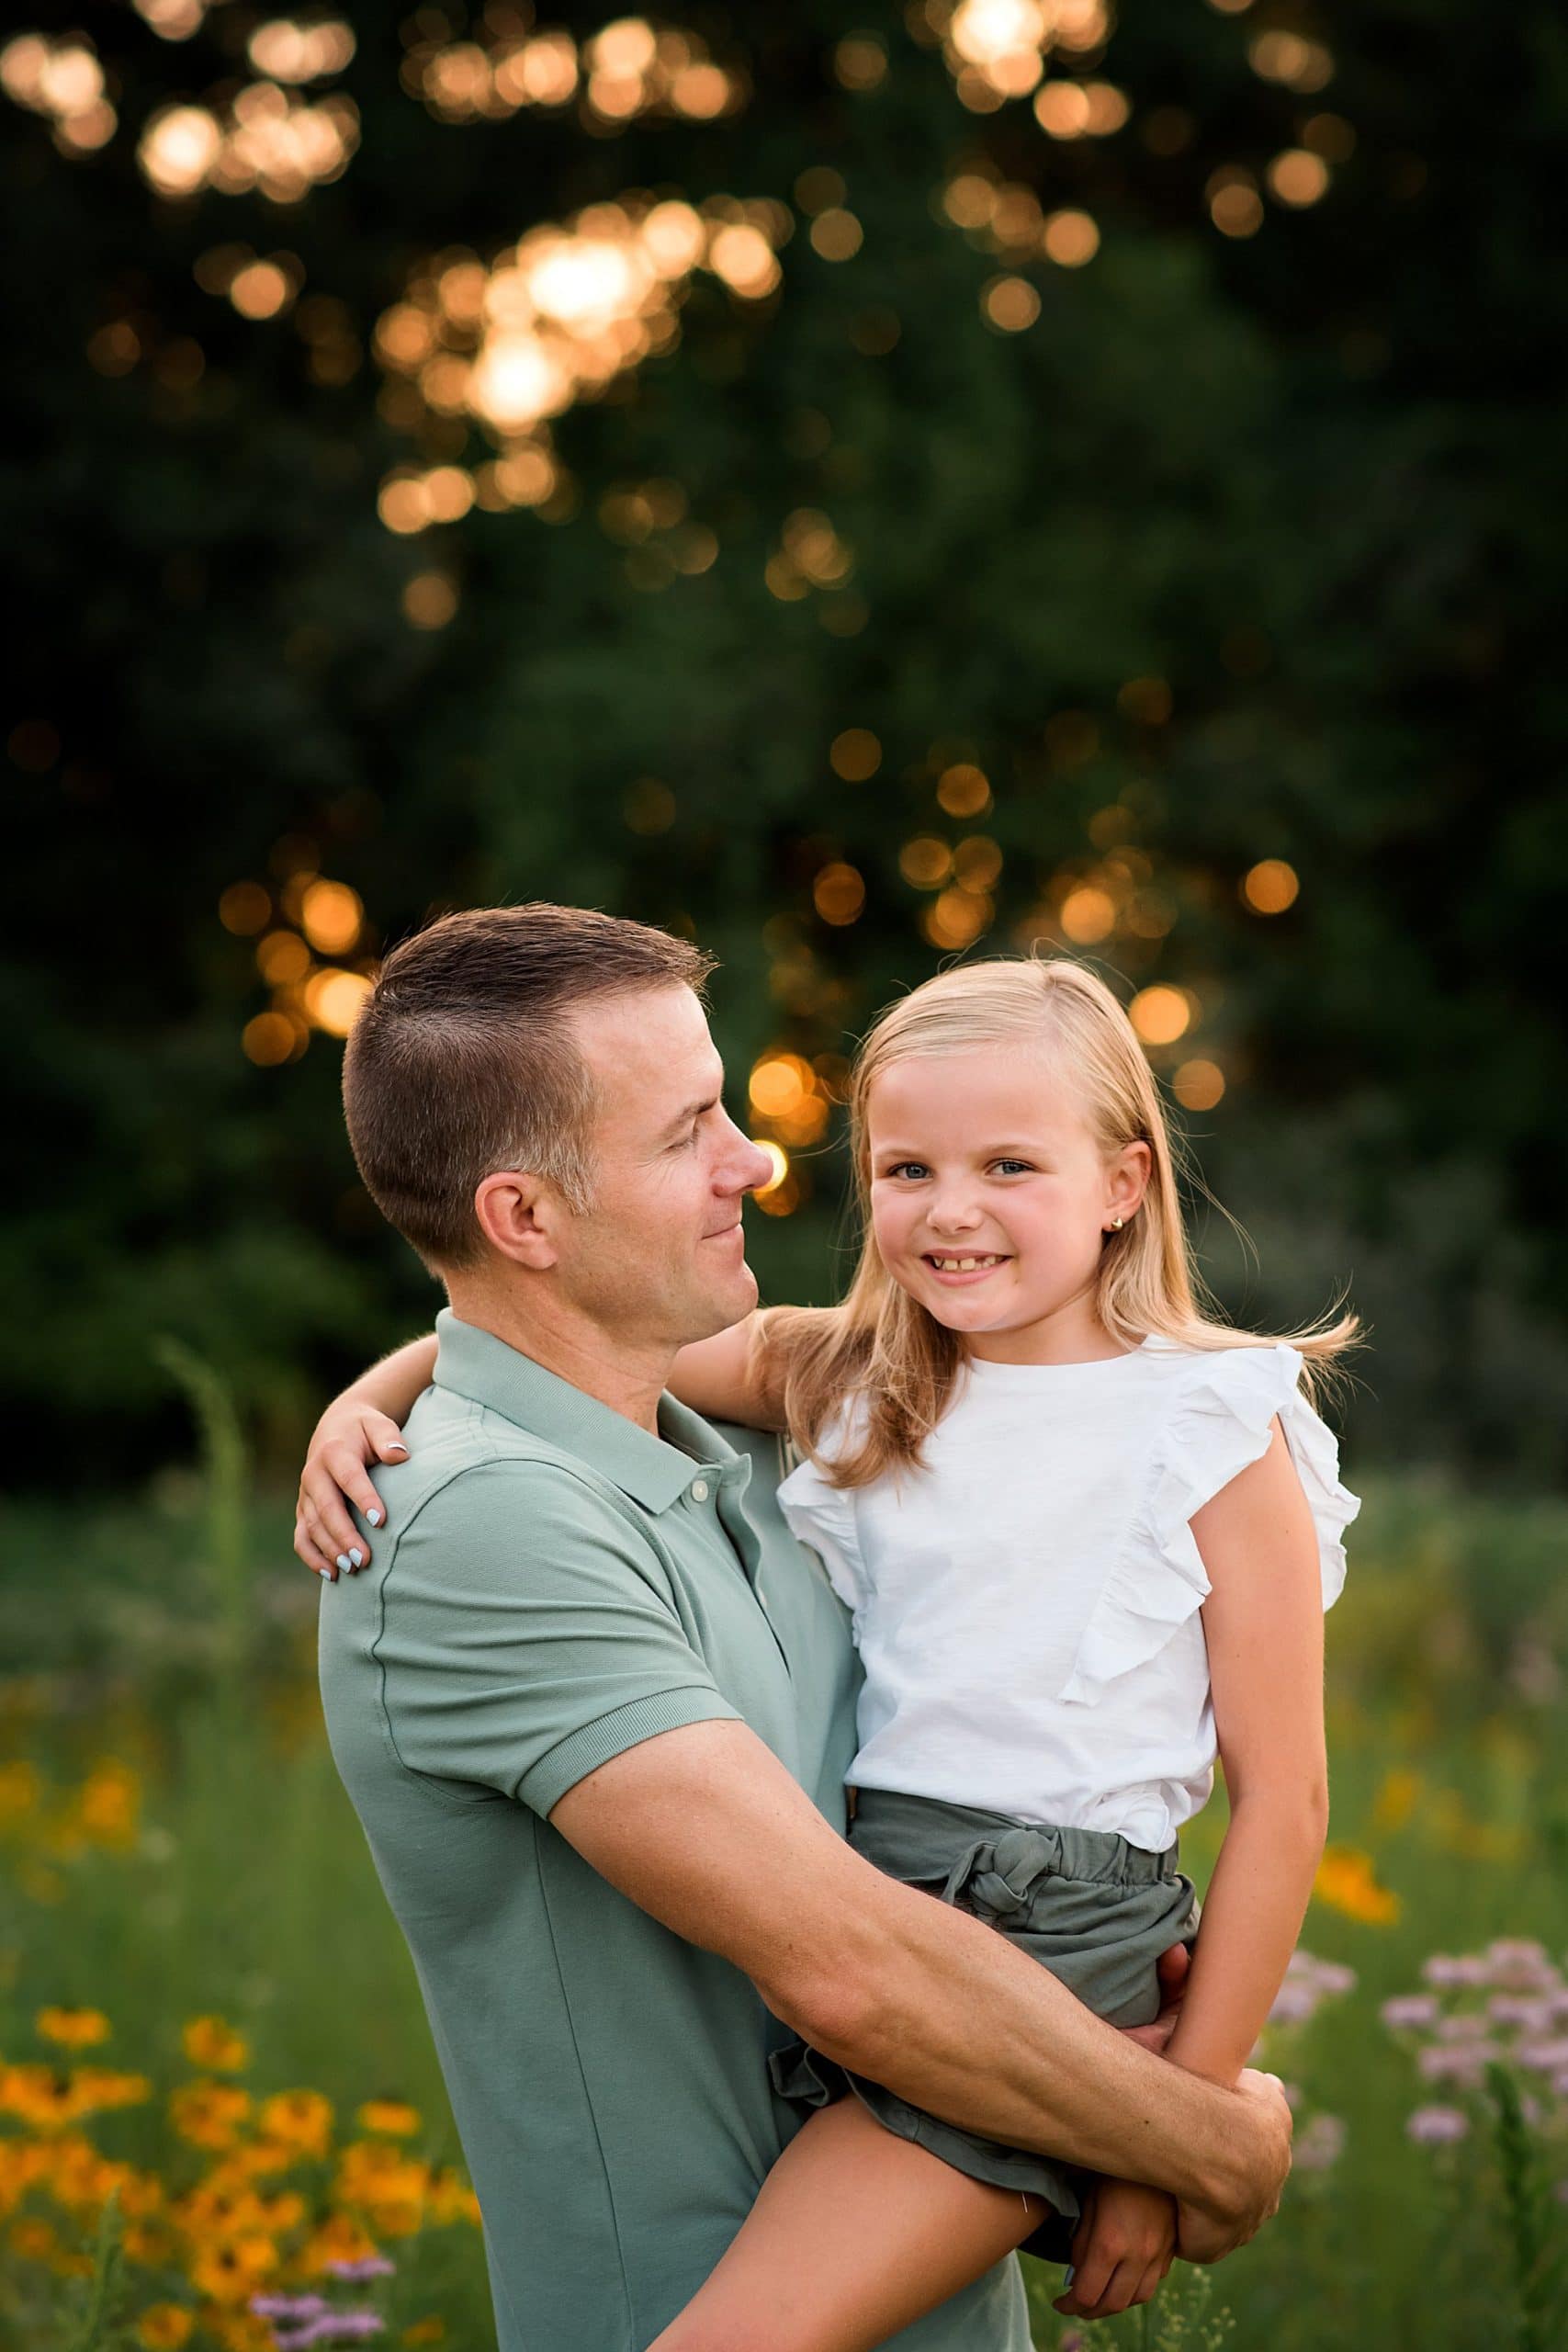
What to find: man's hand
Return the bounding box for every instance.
[294,1403,409,1580]
[1053,2177,1176,2321]
[1175,2069,1293,2263]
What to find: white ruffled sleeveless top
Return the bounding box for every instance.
[775,1338,1358,1854]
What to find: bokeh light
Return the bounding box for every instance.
[1042,209,1100,266]
[1243,859,1301,914]
[1173,1058,1226,1110]
[138,83,360,202]
[373,198,786,489]
[813,864,867,926]
[829,729,881,781]
[1129,986,1193,1046]
[1,34,117,154]
[406,17,745,130]
[936,764,992,818]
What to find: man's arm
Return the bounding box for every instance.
[551,1718,1291,2257]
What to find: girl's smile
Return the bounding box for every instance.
[866,1046,1147,1363]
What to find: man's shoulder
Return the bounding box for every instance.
[380,1392,649,1544]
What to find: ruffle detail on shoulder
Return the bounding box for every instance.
[1056,1343,1359,1708]
[776,1450,868,1614]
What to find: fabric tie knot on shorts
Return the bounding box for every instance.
[944,1826,1071,1927]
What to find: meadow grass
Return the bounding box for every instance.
[3,1456,1566,2351]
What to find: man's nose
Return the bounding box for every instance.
[716,1116,776,1196]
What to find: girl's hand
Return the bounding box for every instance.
[1053,2177,1176,2321]
[295,1404,410,1580]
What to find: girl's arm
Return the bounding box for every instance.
[294,1336,437,1579]
[1162,1419,1331,2086]
[668,1305,840,1434]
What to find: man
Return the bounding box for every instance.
[308,903,1291,2352]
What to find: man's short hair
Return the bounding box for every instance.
[343,903,716,1272]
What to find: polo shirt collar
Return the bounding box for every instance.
[433,1307,734,1514]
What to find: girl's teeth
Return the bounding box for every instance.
[931,1255,1001,1272]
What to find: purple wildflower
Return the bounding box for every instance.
[1268,1984,1320,2027]
[1515,2036,1568,2073]
[251,2298,330,2323]
[1483,1939,1554,1989]
[1382,1994,1440,2030]
[1294,2113,1347,2172]
[1423,1954,1490,1988]
[324,2258,397,2282]
[1488,1994,1557,2030]
[1435,2013,1490,2043]
[1406,2105,1471,2144]
[1418,2043,1495,2084]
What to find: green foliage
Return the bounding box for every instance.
[6,2,1566,1482]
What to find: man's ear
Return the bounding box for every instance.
[473,1170,560,1270]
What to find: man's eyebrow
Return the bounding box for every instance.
[659,1090,723,1139]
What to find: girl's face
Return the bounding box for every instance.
[864,1046,1149,1361]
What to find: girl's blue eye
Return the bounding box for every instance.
[993,1159,1033,1175]
[884,1161,929,1180]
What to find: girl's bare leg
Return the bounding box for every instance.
[648,2097,1046,2352]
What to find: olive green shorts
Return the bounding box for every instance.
[770,1786,1201,2265]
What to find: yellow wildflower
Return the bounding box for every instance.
[299,2211,379,2273]
[188,2233,279,2304]
[137,2308,196,2351]
[8,2214,61,2263]
[37,2006,111,2049]
[426,2166,482,2228]
[403,2323,446,2346]
[175,2180,271,2239]
[1313,1844,1401,1927]
[183,2017,250,2073]
[124,2220,178,2267]
[208,2312,275,2352]
[40,2132,119,2211]
[0,2064,87,2130]
[170,2079,252,2152]
[257,2087,334,2159]
[71,2067,153,2115]
[0,1758,41,1819]
[356,2099,423,2138]
[75,1757,141,1848]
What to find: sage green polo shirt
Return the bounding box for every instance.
[319,1307,1029,2352]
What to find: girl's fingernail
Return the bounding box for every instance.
[388,1443,408,1456]
[349,1549,364,1568]
[367,1509,383,1527]
[336,1555,352,1573]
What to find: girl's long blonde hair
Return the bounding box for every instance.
[769,955,1359,1488]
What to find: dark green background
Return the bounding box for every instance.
[8,0,1565,1486]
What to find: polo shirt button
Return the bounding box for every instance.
[690,1479,710,1503]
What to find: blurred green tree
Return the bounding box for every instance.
[5,0,1565,1481]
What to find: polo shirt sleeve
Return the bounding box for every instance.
[375,1460,741,1817]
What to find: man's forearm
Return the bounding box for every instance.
[786,1877,1252,2213]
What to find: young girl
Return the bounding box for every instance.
[299,956,1357,2347]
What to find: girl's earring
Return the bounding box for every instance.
[1109,1216,1125,1231]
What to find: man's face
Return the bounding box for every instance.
[556,986,774,1351]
